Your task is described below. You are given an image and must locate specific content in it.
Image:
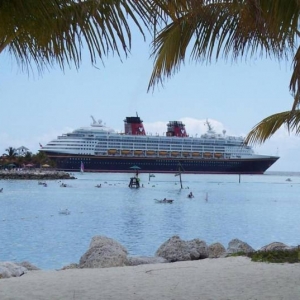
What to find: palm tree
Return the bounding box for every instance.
[148,0,300,144]
[31,151,58,168]
[3,147,17,161]
[0,0,164,73]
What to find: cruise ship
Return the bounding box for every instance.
[40,115,279,174]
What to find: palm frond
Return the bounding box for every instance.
[244,110,300,145]
[0,0,165,73]
[290,47,300,109]
[149,16,197,88]
[149,0,300,91]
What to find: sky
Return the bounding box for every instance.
[0,24,299,172]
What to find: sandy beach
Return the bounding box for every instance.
[0,257,299,300]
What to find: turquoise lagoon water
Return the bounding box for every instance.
[0,172,300,270]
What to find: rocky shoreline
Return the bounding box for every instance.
[0,235,297,278]
[0,170,76,180]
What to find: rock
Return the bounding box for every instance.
[89,236,128,254]
[187,238,209,259]
[16,261,40,271]
[260,242,292,251]
[0,262,27,279]
[208,242,226,258]
[155,236,189,262]
[227,238,254,254]
[79,236,128,268]
[155,235,208,262]
[61,263,79,270]
[0,170,75,180]
[126,256,168,266]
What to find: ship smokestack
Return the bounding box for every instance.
[124,116,145,135]
[166,121,188,137]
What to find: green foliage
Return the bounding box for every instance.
[227,249,300,263]
[1,147,55,168]
[3,146,17,159]
[31,152,56,167]
[150,0,300,91]
[248,249,300,264]
[0,0,163,73]
[244,110,300,145]
[148,0,300,144]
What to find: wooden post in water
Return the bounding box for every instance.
[179,171,183,189]
[175,163,183,189]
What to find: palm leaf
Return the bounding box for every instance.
[244,110,300,145]
[149,0,300,92]
[0,0,164,73]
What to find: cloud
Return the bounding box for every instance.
[144,118,225,136]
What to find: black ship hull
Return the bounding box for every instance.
[46,153,279,174]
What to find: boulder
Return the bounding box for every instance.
[79,236,128,268]
[126,256,167,266]
[155,235,208,262]
[187,238,209,259]
[89,236,128,253]
[16,261,40,271]
[260,242,292,252]
[208,242,226,258]
[0,262,27,279]
[227,238,254,254]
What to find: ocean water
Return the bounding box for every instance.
[0,172,300,270]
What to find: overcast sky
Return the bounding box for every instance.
[0,26,298,172]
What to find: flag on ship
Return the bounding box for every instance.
[39,143,43,148]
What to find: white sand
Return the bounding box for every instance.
[0,257,300,300]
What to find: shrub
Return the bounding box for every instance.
[248,249,300,264]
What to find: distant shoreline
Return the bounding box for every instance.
[0,169,76,180]
[265,171,300,176]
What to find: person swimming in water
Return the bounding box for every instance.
[188,192,194,198]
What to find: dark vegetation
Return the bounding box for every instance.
[1,147,55,169]
[229,249,300,264]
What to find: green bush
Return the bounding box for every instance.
[248,249,300,263]
[227,249,300,263]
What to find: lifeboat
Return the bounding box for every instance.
[146,150,156,155]
[159,151,168,156]
[108,149,118,155]
[182,152,190,157]
[192,152,200,157]
[203,152,212,158]
[214,153,223,158]
[134,150,144,155]
[171,151,180,157]
[121,150,131,155]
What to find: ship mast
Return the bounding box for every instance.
[205,119,215,134]
[91,115,97,125]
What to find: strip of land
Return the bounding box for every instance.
[0,170,75,180]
